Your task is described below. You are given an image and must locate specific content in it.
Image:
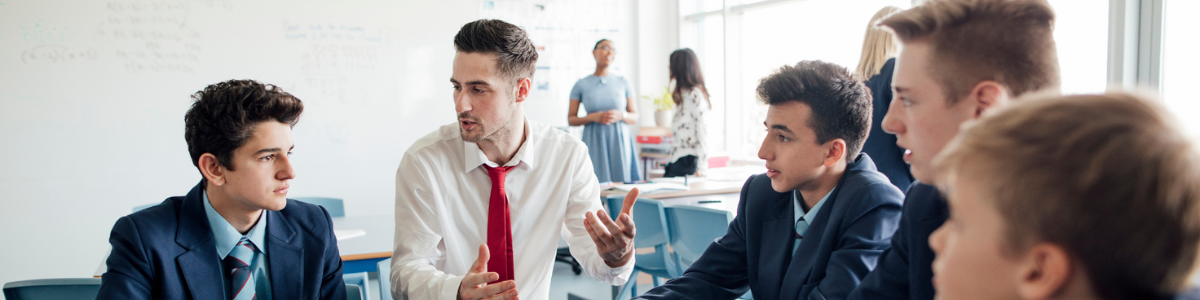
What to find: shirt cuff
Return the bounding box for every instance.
[606,255,636,285]
[440,274,464,300]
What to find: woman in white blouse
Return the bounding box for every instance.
[664,48,711,177]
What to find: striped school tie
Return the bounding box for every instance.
[793,217,810,254]
[225,238,259,300]
[795,218,809,239]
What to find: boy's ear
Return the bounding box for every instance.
[198,153,227,186]
[968,80,1010,118]
[823,139,847,167]
[1015,243,1074,300]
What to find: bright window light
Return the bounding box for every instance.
[1163,0,1200,137]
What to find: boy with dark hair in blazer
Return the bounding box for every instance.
[97,80,346,300]
[635,60,904,300]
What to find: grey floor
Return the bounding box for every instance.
[548,263,613,300]
[550,263,666,300]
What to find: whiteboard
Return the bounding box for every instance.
[0,0,636,285]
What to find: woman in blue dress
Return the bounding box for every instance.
[567,39,642,183]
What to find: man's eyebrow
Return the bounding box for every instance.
[769,124,792,134]
[255,148,282,155]
[893,86,909,93]
[450,78,491,86]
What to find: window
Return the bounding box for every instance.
[683,0,1128,159]
[1048,0,1109,95]
[682,0,909,159]
[1162,0,1200,137]
[680,15,727,153]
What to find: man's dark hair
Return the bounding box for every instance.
[184,79,303,172]
[453,19,539,83]
[756,60,872,160]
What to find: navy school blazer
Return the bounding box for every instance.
[847,182,946,300]
[861,57,914,191]
[635,154,904,300]
[96,182,347,300]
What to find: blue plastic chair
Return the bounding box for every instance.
[132,203,156,213]
[346,283,364,300]
[3,278,101,300]
[663,205,733,274]
[378,258,394,300]
[605,196,677,299]
[344,272,369,300]
[293,197,346,217]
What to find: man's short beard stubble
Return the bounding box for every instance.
[459,112,486,143]
[459,94,518,144]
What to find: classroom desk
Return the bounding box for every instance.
[601,175,751,217]
[333,214,396,274]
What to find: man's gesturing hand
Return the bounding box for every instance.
[584,188,639,268]
[457,244,518,300]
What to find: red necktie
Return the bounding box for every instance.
[483,164,516,283]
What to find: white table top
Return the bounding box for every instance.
[332,214,396,260]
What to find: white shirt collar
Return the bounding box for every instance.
[461,118,538,173]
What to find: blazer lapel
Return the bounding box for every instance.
[779,174,850,300]
[175,182,225,300]
[757,192,794,300]
[267,209,303,300]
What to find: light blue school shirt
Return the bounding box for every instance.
[203,190,273,300]
[794,188,833,253]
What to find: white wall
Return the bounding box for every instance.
[0,0,671,294]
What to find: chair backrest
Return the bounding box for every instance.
[665,205,734,274]
[132,203,156,213]
[293,197,346,217]
[3,278,101,300]
[605,196,670,248]
[605,196,677,277]
[346,283,364,300]
[378,258,394,300]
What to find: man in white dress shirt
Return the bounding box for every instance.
[391,19,639,300]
